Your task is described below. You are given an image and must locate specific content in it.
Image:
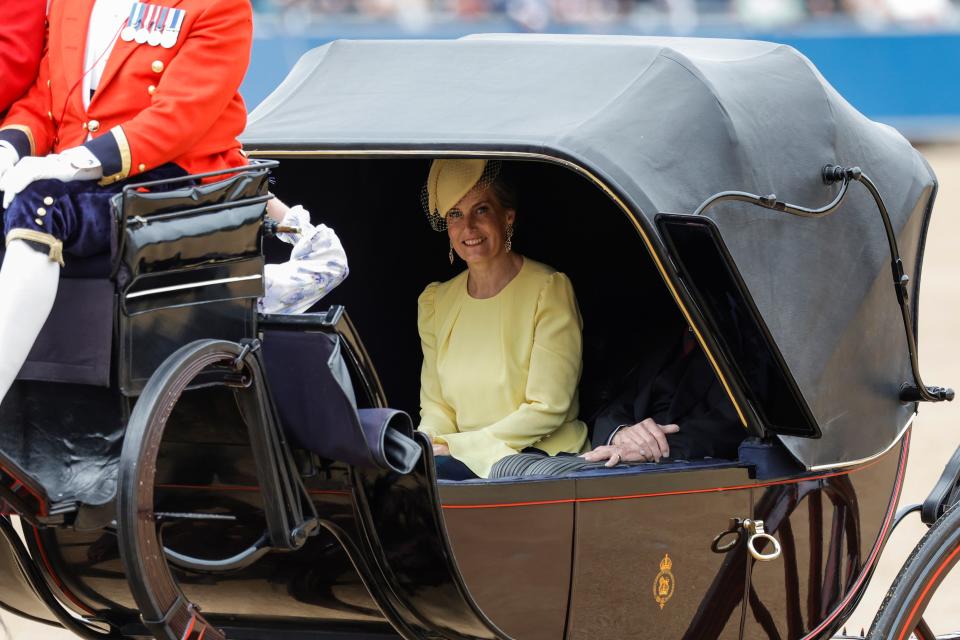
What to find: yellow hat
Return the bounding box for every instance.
[426,159,488,220]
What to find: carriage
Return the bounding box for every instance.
[0,35,957,640]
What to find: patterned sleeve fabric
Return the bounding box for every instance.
[259,205,350,315]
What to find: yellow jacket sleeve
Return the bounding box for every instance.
[417,283,457,439]
[443,273,583,477]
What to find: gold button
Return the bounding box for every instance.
[88,119,100,133]
[47,111,53,120]
[46,79,51,88]
[35,218,44,226]
[148,85,156,95]
[37,207,47,216]
[82,122,87,130]
[151,60,164,73]
[138,163,146,172]
[43,196,54,206]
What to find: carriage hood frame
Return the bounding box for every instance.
[241,34,938,471]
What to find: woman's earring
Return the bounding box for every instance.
[449,241,455,265]
[505,224,514,253]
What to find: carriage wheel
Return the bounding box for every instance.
[117,339,254,640]
[869,501,960,640]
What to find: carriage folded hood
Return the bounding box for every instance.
[242,35,937,470]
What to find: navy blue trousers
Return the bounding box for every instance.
[2,164,187,258]
[434,456,479,480]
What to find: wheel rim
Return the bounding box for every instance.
[895,541,960,640]
[117,340,243,640]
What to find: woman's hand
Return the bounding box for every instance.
[582,445,627,467]
[432,443,450,456]
[265,194,290,223]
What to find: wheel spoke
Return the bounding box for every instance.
[915,617,936,640]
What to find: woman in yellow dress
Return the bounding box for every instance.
[417,159,588,480]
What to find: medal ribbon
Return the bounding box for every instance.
[126,2,139,30]
[145,5,156,32]
[156,7,170,34]
[133,3,146,31]
[170,9,184,34]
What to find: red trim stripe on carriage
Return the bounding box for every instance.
[0,460,47,516]
[181,611,197,640]
[439,456,886,510]
[801,430,910,639]
[156,483,351,497]
[896,533,960,640]
[30,527,95,614]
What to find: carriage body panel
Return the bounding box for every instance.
[1,426,905,639]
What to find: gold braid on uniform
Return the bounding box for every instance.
[5,229,65,266]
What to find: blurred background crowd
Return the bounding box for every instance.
[251,0,959,36]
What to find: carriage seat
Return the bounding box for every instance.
[455,438,801,486]
[58,252,113,278]
[0,248,114,386]
[443,454,739,485]
[0,250,113,279]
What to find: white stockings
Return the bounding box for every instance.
[0,239,60,403]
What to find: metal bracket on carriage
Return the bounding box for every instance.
[710,517,782,562]
[263,218,300,238]
[232,338,262,371]
[155,512,238,522]
[900,383,955,403]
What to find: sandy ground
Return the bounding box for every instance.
[2,144,960,639]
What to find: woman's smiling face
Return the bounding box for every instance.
[446,186,515,266]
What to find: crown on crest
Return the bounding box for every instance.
[659,554,672,572]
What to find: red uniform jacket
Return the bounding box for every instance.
[0,0,251,185]
[0,0,46,116]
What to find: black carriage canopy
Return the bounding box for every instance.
[241,34,938,470]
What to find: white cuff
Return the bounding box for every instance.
[59,146,103,180]
[277,205,310,245]
[0,141,19,164]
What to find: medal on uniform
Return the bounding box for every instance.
[120,3,142,42]
[161,9,185,49]
[135,4,154,43]
[148,7,168,46]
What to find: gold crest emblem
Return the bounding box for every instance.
[653,553,675,610]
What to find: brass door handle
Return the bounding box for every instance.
[710,517,781,562]
[743,518,781,562]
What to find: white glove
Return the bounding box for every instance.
[0,147,103,209]
[0,144,18,184]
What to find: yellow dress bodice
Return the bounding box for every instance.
[417,258,588,478]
